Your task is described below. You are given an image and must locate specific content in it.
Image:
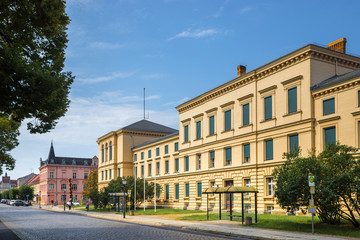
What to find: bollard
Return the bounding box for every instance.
[245,216,252,225]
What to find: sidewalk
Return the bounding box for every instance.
[35,205,355,240]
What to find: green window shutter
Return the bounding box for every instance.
[184,125,189,142]
[185,156,189,171]
[323,98,335,115]
[289,134,299,153]
[174,142,178,152]
[324,127,336,148]
[244,144,250,158]
[264,96,272,120]
[165,160,169,173]
[185,183,189,197]
[265,139,273,160]
[102,148,104,162]
[165,145,168,154]
[148,164,152,176]
[166,185,169,200]
[288,87,297,113]
[156,162,160,175]
[135,167,137,178]
[141,152,144,160]
[209,116,215,135]
[175,184,179,199]
[225,110,231,131]
[210,151,215,159]
[134,154,137,161]
[197,182,202,197]
[148,150,151,158]
[225,147,232,160]
[243,103,249,126]
[156,147,159,156]
[110,145,112,160]
[141,166,144,176]
[196,121,201,139]
[175,158,179,172]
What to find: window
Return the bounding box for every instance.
[197,154,201,170]
[105,143,108,161]
[156,162,160,175]
[243,144,250,163]
[174,142,179,152]
[288,87,297,114]
[323,98,335,115]
[185,156,189,171]
[141,165,144,177]
[210,181,216,196]
[265,139,273,160]
[118,168,120,178]
[165,185,169,200]
[324,126,336,148]
[109,169,112,179]
[61,184,66,190]
[185,183,190,197]
[148,150,151,158]
[135,167,137,178]
[209,115,215,136]
[156,147,160,156]
[224,110,231,131]
[243,103,250,126]
[109,142,112,160]
[244,178,251,196]
[225,147,232,165]
[49,184,54,190]
[184,125,189,142]
[196,120,201,139]
[61,195,66,201]
[267,178,274,196]
[165,160,169,174]
[165,145,169,154]
[175,158,179,172]
[101,171,104,180]
[105,170,108,179]
[102,145,104,162]
[72,184,77,190]
[197,182,202,197]
[264,96,272,120]
[141,152,144,160]
[134,154,137,162]
[148,164,152,176]
[84,173,88,180]
[209,151,215,168]
[50,172,54,179]
[73,173,77,179]
[289,134,299,153]
[175,184,179,199]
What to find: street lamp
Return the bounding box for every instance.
[63,189,66,211]
[122,177,127,219]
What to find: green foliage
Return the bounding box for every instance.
[2,190,10,199]
[273,144,360,228]
[83,169,100,209]
[9,187,19,199]
[19,185,34,200]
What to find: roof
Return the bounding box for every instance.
[311,69,360,91]
[121,120,177,134]
[132,131,179,149]
[26,174,39,185]
[202,186,258,194]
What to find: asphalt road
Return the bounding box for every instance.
[0,204,249,240]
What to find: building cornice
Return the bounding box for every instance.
[176,45,360,114]
[312,77,360,98]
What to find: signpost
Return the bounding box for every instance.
[308,176,315,234]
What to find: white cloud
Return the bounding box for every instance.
[240,6,253,14]
[88,41,127,49]
[213,6,224,18]
[169,29,218,40]
[77,71,137,84]
[162,97,190,106]
[139,73,166,80]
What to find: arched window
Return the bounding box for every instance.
[109,141,112,160]
[101,145,104,162]
[105,143,108,161]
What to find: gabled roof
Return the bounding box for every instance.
[26,174,39,185]
[121,120,177,134]
[133,131,179,149]
[311,69,360,91]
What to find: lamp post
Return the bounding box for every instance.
[63,189,66,211]
[122,177,127,219]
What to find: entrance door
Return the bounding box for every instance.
[224,180,233,210]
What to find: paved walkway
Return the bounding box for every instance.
[34,205,355,240]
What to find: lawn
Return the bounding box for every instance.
[132,208,204,215]
[180,213,360,238]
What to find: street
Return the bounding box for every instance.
[0,204,249,240]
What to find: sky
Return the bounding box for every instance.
[5,0,360,179]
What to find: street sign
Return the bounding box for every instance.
[128,190,131,196]
[308,207,316,213]
[26,195,29,198]
[309,199,314,207]
[16,195,18,199]
[310,186,315,194]
[308,176,315,187]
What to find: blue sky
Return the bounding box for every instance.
[6,0,360,179]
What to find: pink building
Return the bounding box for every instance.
[39,142,97,205]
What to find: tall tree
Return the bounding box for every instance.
[0,0,74,173]
[19,184,34,201]
[83,169,100,208]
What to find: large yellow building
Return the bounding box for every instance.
[97,39,360,213]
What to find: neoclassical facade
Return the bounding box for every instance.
[98,39,360,214]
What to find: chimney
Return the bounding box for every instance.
[327,38,347,53]
[237,65,246,77]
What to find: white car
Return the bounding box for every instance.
[67,201,80,206]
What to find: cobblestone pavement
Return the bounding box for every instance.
[0,204,249,240]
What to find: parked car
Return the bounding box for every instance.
[23,201,32,206]
[9,200,16,206]
[13,200,25,206]
[1,199,6,204]
[66,201,80,206]
[6,199,12,205]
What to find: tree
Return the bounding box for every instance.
[273,144,360,227]
[83,169,100,209]
[0,0,74,172]
[9,187,19,199]
[19,185,34,201]
[2,190,10,199]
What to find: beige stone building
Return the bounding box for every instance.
[97,39,360,214]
